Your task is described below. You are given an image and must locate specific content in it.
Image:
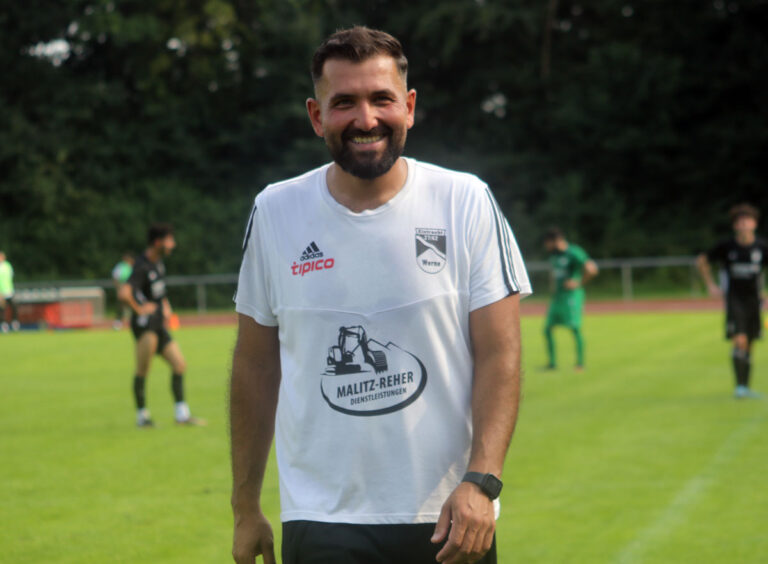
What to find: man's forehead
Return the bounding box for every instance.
[315,55,406,97]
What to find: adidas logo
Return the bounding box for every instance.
[291,241,335,277]
[300,241,324,261]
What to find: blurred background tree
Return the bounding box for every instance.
[1,0,766,279]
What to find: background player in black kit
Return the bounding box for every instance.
[119,223,205,426]
[697,204,768,399]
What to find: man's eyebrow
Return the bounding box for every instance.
[329,92,355,104]
[328,89,397,104]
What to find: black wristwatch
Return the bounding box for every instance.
[462,472,503,500]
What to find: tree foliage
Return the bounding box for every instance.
[1,0,767,279]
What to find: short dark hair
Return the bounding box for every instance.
[542,227,564,243]
[311,26,408,85]
[729,203,759,223]
[147,223,174,245]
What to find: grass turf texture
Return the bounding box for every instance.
[1,312,766,563]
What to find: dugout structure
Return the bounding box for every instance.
[15,287,105,329]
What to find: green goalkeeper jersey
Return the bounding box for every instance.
[549,244,589,295]
[0,260,14,296]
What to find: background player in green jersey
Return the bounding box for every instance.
[542,228,598,370]
[0,251,20,332]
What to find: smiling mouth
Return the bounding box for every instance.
[350,134,385,144]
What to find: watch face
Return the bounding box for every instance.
[483,474,503,498]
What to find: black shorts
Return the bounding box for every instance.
[726,296,762,340]
[130,318,173,354]
[282,521,497,564]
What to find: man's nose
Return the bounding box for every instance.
[353,101,378,132]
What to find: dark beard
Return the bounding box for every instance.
[327,125,405,180]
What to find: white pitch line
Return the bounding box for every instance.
[615,408,767,564]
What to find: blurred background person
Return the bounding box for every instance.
[697,203,768,399]
[542,228,598,371]
[0,251,20,332]
[118,224,205,427]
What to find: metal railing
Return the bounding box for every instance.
[16,256,701,312]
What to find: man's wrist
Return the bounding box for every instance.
[462,471,503,500]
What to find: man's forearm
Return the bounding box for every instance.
[467,296,522,476]
[229,329,281,515]
[118,284,142,314]
[696,255,718,289]
[467,348,520,476]
[162,298,172,318]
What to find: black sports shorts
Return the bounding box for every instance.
[282,520,497,564]
[725,295,762,340]
[130,319,173,354]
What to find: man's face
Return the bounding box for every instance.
[544,238,565,254]
[156,235,176,257]
[307,55,416,180]
[733,215,757,234]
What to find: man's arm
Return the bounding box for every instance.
[696,254,722,297]
[564,257,598,289]
[230,313,281,564]
[432,294,522,564]
[162,297,173,321]
[582,259,598,284]
[117,283,156,316]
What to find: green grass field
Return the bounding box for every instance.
[2,312,767,563]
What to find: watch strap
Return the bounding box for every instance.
[462,471,503,500]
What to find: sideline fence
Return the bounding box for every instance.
[16,256,701,314]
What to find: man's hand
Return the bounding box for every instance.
[707,281,723,298]
[232,510,275,564]
[137,302,158,316]
[563,278,580,290]
[431,482,495,563]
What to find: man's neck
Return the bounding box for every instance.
[145,247,161,263]
[735,231,756,246]
[326,158,408,213]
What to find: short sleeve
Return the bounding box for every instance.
[572,246,590,266]
[234,200,278,327]
[468,185,532,311]
[126,261,146,289]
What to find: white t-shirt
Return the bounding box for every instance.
[235,157,531,524]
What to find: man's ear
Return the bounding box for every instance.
[306,98,324,138]
[405,88,417,130]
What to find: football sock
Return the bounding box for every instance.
[573,328,584,367]
[744,351,752,388]
[133,375,146,409]
[544,326,556,367]
[0,304,5,323]
[171,372,185,403]
[732,348,749,388]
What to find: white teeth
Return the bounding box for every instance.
[351,135,383,144]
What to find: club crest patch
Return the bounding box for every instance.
[415,228,447,274]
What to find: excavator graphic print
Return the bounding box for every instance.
[326,326,388,375]
[321,325,427,416]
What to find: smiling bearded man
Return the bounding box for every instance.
[230,26,531,564]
